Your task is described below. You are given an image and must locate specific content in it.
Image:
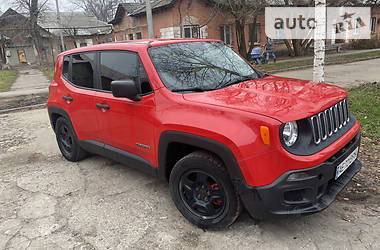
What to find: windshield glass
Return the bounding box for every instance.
[148,42,259,92]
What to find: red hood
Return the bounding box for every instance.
[182,75,348,123]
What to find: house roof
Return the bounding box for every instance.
[120,2,144,13]
[130,0,176,16]
[36,12,112,37]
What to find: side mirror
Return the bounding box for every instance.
[111,80,142,101]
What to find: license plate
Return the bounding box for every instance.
[335,147,358,180]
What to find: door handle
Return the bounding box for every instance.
[62,96,73,102]
[96,103,110,110]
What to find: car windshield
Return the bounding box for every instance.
[148,41,261,92]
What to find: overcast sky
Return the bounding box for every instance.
[0,0,76,13]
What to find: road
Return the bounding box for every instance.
[0,109,379,249]
[275,58,380,88]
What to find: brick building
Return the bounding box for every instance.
[109,0,380,56]
[109,0,266,52]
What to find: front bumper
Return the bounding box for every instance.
[240,132,362,220]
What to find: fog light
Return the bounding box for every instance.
[287,172,310,181]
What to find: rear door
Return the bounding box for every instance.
[60,52,101,142]
[94,50,156,165]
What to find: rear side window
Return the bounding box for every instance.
[62,56,70,79]
[71,53,96,89]
[99,51,152,94]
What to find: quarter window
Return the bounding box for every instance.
[62,55,70,80]
[71,53,96,89]
[99,51,152,94]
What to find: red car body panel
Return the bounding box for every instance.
[47,39,360,189]
[183,76,348,123]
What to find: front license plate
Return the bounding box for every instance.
[335,147,358,180]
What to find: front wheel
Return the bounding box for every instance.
[169,151,241,229]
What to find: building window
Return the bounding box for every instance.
[183,25,200,38]
[129,34,134,40]
[220,25,232,45]
[370,17,376,33]
[249,23,261,44]
[136,32,142,39]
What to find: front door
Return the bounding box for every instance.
[17,49,27,63]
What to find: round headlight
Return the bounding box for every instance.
[283,121,298,147]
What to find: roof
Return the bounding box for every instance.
[36,12,112,37]
[108,2,145,24]
[130,0,176,16]
[60,38,221,56]
[120,2,144,13]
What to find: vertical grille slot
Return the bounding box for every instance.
[309,99,350,145]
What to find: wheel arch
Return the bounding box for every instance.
[47,106,72,132]
[157,131,245,186]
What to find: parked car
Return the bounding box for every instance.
[47,39,362,229]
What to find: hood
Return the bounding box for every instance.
[182,75,348,123]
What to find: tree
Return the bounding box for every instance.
[313,0,326,82]
[70,0,122,22]
[213,0,269,60]
[13,0,50,64]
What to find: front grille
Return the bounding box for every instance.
[309,99,350,145]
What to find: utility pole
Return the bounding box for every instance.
[313,0,326,82]
[55,0,65,51]
[145,0,154,39]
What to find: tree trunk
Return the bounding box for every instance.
[235,19,248,59]
[313,0,326,82]
[30,0,46,65]
[247,16,257,56]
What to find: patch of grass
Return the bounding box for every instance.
[43,67,54,80]
[0,70,18,92]
[347,82,380,141]
[256,49,380,72]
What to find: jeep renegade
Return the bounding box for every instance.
[47,39,362,229]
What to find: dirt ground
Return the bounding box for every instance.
[0,109,379,249]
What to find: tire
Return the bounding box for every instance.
[55,117,87,162]
[169,151,241,229]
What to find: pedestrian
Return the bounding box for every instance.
[263,37,276,64]
[250,45,263,65]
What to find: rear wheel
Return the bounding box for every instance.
[55,117,87,162]
[169,151,241,229]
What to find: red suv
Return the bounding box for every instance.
[47,39,362,229]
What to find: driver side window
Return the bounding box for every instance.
[99,51,153,95]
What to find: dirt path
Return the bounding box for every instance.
[0,109,379,249]
[275,58,380,88]
[0,67,49,99]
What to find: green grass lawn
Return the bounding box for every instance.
[43,67,54,80]
[0,70,18,92]
[256,50,380,72]
[348,82,380,141]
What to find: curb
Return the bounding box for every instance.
[0,103,46,115]
[264,55,380,74]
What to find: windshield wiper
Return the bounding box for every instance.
[171,87,214,93]
[216,75,256,89]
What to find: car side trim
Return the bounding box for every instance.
[157,131,245,186]
[79,140,158,177]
